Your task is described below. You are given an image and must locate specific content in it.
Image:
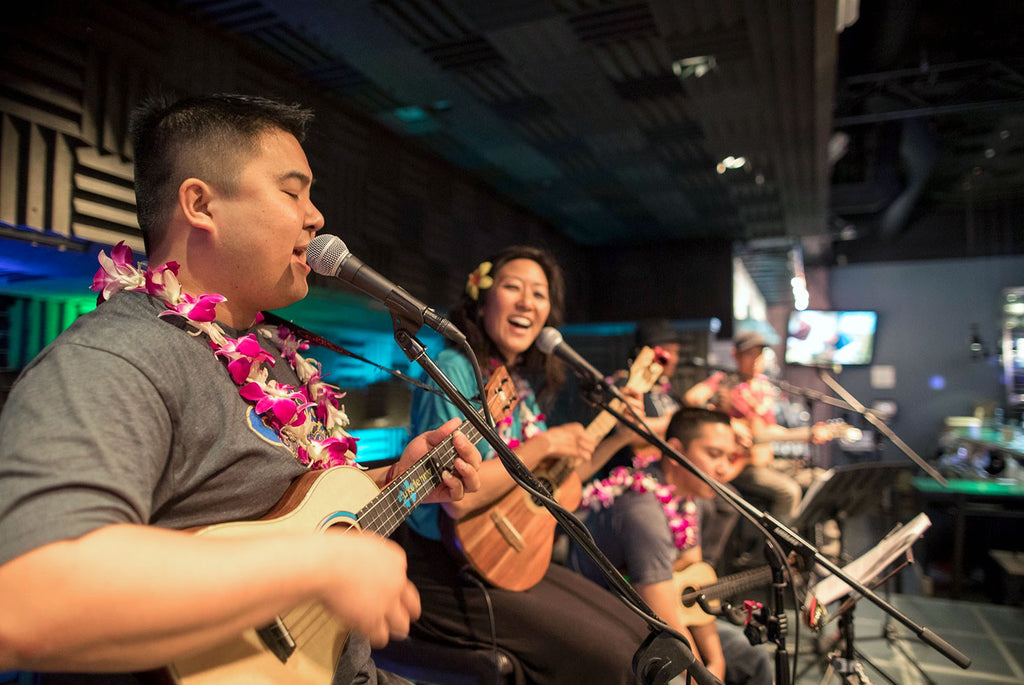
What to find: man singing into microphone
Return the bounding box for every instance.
[0,93,482,683]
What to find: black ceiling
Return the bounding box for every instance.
[830,0,1024,262]
[167,0,1024,305]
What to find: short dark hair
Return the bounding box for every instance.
[666,407,732,448]
[634,318,679,350]
[129,93,313,254]
[449,245,566,403]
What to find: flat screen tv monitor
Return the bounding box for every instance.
[785,310,878,367]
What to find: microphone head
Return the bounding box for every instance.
[306,234,349,276]
[535,327,563,355]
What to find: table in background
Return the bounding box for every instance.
[912,477,1024,598]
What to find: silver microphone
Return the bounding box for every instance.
[306,234,465,344]
[536,327,606,386]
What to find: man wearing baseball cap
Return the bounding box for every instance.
[686,330,833,521]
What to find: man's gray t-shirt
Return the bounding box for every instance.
[0,290,387,683]
[568,466,702,588]
[0,290,310,562]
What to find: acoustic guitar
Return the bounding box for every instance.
[741,419,862,469]
[161,368,518,685]
[445,346,667,591]
[673,561,773,626]
[751,420,861,447]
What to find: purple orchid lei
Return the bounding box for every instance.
[580,466,698,550]
[92,242,358,470]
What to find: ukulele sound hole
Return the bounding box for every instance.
[324,519,356,533]
[530,477,556,506]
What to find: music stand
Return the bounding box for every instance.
[809,513,932,609]
[793,463,913,550]
[805,514,932,685]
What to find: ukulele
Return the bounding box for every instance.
[444,346,667,591]
[161,368,517,685]
[673,561,773,626]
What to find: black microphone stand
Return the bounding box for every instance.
[579,384,972,685]
[387,317,720,685]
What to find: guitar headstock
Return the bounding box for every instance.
[484,365,519,426]
[625,346,665,394]
[825,419,863,445]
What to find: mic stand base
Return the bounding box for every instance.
[822,655,872,685]
[850,563,938,685]
[632,629,696,685]
[820,601,880,685]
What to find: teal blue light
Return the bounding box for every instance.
[560,321,637,337]
[4,295,96,368]
[560,318,720,338]
[394,106,428,123]
[349,427,409,464]
[274,286,444,388]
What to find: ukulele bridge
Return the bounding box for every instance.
[489,511,525,552]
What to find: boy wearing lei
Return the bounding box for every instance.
[569,407,773,685]
[0,94,481,682]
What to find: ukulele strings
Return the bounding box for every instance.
[282,418,490,650]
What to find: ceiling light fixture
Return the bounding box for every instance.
[716,156,746,174]
[672,55,717,80]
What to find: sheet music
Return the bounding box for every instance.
[810,512,931,606]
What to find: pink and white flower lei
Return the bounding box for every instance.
[499,402,546,450]
[580,466,698,550]
[91,242,357,470]
[483,359,546,453]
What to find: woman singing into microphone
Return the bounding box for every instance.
[392,245,652,683]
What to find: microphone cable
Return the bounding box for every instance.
[458,566,504,685]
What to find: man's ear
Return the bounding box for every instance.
[667,436,683,454]
[178,178,216,233]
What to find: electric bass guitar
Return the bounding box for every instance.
[673,561,773,626]
[161,368,517,685]
[445,346,668,591]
